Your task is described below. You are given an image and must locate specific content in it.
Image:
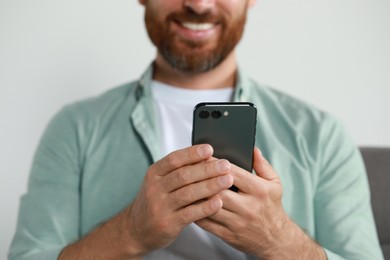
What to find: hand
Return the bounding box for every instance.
[195,147,286,257]
[124,144,234,257]
[196,147,325,259]
[196,149,286,256]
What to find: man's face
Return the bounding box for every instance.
[141,0,254,74]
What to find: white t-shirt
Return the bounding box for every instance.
[146,80,247,260]
[152,80,234,156]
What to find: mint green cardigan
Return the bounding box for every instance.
[9,65,383,259]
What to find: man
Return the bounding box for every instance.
[9,0,383,259]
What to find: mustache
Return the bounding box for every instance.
[167,9,223,24]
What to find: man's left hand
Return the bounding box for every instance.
[196,147,326,259]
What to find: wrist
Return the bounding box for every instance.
[59,207,145,260]
[257,215,326,260]
[117,206,146,259]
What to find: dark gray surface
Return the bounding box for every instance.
[360,147,390,260]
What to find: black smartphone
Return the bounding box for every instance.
[192,102,257,191]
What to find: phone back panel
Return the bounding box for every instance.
[192,102,257,172]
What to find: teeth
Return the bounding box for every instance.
[182,22,214,31]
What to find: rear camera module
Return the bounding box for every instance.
[211,110,222,119]
[199,110,210,119]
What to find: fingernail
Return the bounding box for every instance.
[256,147,265,161]
[219,175,232,187]
[256,147,262,156]
[198,145,213,158]
[216,160,230,172]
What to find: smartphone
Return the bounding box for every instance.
[192,102,257,191]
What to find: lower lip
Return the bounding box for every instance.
[173,22,218,41]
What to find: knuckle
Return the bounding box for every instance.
[209,176,225,191]
[177,209,194,225]
[254,185,268,198]
[144,186,155,201]
[165,153,181,169]
[148,198,162,216]
[235,219,247,230]
[145,166,155,180]
[203,201,216,216]
[177,187,195,205]
[149,206,174,233]
[265,185,273,197]
[202,198,220,216]
[211,181,221,192]
[170,188,192,209]
[206,160,218,175]
[144,176,161,196]
[242,205,257,222]
[219,228,233,242]
[176,167,190,185]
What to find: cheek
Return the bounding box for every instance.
[147,0,181,13]
[217,0,248,22]
[144,1,182,26]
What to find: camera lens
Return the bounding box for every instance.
[211,110,222,119]
[199,110,210,119]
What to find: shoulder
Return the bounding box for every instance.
[41,80,139,147]
[249,80,327,123]
[248,79,337,135]
[63,81,138,119]
[248,79,350,163]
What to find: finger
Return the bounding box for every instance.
[228,148,280,193]
[162,159,231,192]
[169,173,234,209]
[151,144,213,176]
[253,147,279,181]
[176,197,223,225]
[195,217,230,239]
[199,207,238,230]
[228,163,260,194]
[217,189,247,214]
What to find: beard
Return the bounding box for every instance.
[144,7,247,74]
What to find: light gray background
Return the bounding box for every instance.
[1,0,389,258]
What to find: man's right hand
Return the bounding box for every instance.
[59,144,233,260]
[123,144,233,257]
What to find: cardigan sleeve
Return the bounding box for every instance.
[9,107,82,260]
[314,117,383,259]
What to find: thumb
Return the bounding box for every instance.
[253,147,279,181]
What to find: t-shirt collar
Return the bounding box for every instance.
[136,62,251,102]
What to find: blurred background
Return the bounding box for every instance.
[1,0,389,258]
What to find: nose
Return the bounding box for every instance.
[183,0,216,14]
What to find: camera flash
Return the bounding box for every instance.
[223,111,229,116]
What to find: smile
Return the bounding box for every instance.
[181,22,215,31]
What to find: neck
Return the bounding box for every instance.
[152,51,237,90]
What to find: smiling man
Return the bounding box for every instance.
[144,0,246,75]
[9,0,383,259]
